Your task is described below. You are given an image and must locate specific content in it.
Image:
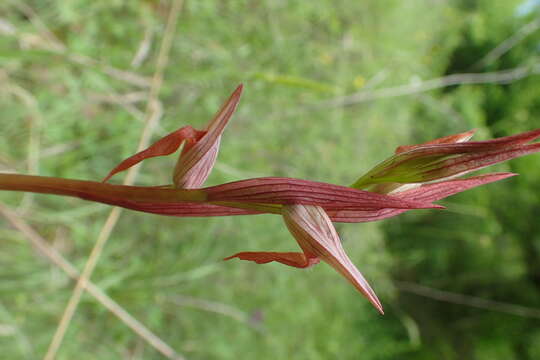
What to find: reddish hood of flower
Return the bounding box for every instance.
[329,172,516,222]
[225,203,385,314]
[1,81,540,314]
[102,85,243,189]
[353,128,540,188]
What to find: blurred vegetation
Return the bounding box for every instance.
[0,0,539,359]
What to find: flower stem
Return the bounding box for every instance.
[0,174,207,203]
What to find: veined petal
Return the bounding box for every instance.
[102,126,204,183]
[395,172,516,203]
[4,172,507,225]
[331,173,516,222]
[224,204,383,313]
[102,84,243,188]
[420,143,540,181]
[224,251,320,268]
[395,129,476,154]
[282,204,384,313]
[352,129,540,188]
[0,174,439,219]
[173,84,243,188]
[205,177,442,211]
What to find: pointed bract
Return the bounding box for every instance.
[352,129,540,189]
[330,173,516,222]
[102,126,204,183]
[225,204,384,313]
[395,129,476,154]
[102,84,243,189]
[174,84,243,188]
[282,204,383,313]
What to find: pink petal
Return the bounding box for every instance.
[173,84,243,188]
[282,204,384,314]
[205,177,442,211]
[395,172,517,203]
[224,251,320,268]
[102,126,204,183]
[329,173,516,222]
[397,128,540,157]
[103,84,243,188]
[395,129,476,154]
[421,143,540,181]
[353,129,540,188]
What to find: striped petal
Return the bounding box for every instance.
[225,204,383,313]
[102,84,243,189]
[174,84,243,188]
[352,129,540,189]
[331,173,516,222]
[205,177,442,211]
[282,204,383,313]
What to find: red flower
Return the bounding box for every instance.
[225,203,384,314]
[1,85,539,313]
[102,84,243,189]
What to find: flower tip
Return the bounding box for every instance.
[229,84,244,102]
[491,172,519,181]
[395,128,477,154]
[360,286,384,314]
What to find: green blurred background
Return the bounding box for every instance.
[1,0,540,359]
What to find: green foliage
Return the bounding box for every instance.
[380,1,540,359]
[0,0,539,359]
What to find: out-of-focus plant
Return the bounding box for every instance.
[1,85,539,314]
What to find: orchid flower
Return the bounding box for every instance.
[352,128,540,193]
[225,203,384,314]
[1,85,539,314]
[102,84,244,189]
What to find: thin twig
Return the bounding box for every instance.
[320,64,540,108]
[89,91,148,123]
[473,19,540,69]
[44,0,185,358]
[396,280,540,319]
[167,295,264,333]
[1,78,42,211]
[3,3,151,88]
[67,53,152,88]
[0,18,16,35]
[12,1,65,51]
[0,204,183,359]
[131,21,154,68]
[0,300,33,357]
